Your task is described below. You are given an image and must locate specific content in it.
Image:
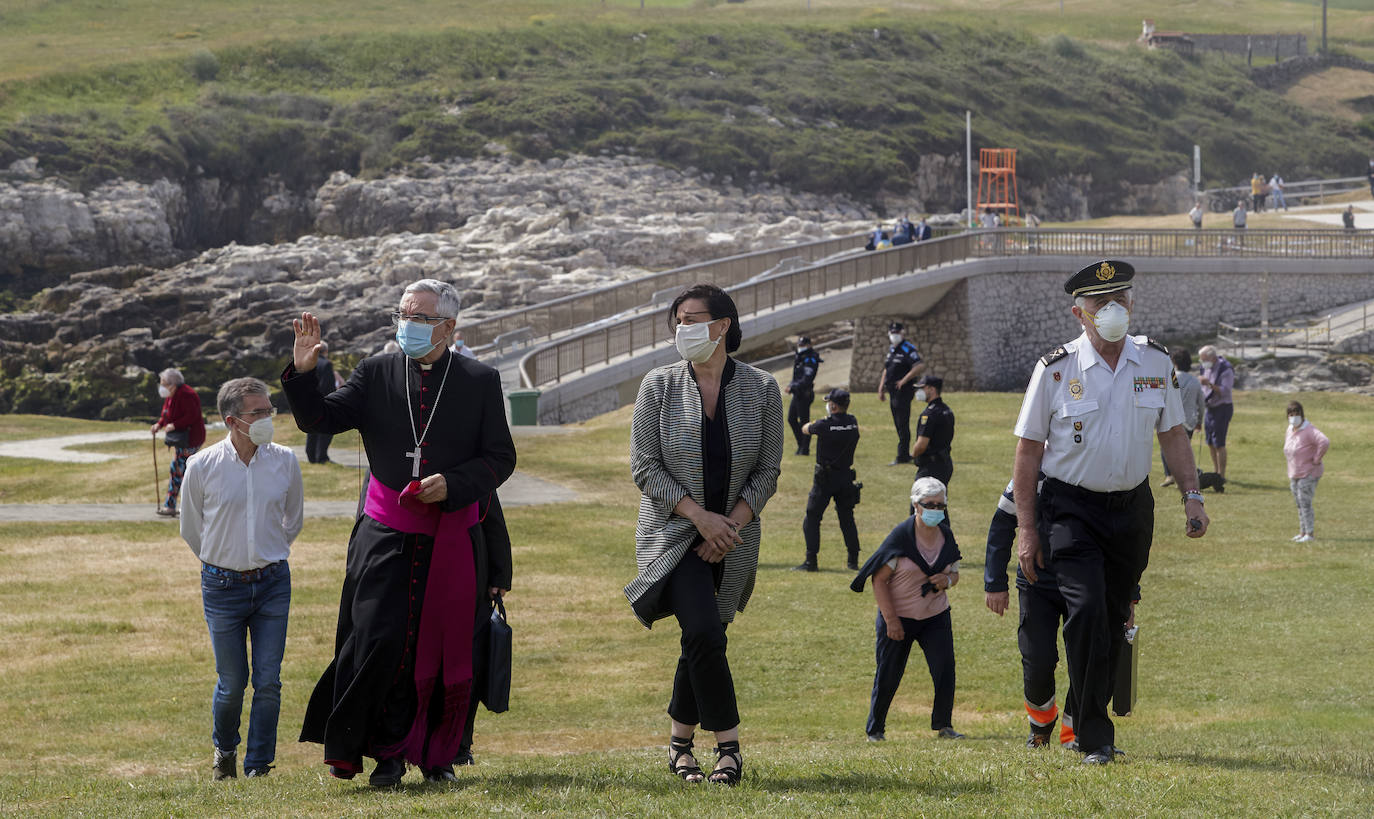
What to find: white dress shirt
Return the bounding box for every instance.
[180,439,304,571]
[1014,332,1184,492]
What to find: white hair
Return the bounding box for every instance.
[910,476,947,505]
[402,279,461,319]
[1198,344,1217,359]
[159,368,184,386]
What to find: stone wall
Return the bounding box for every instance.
[1334,329,1374,355]
[850,262,1374,393]
[1251,53,1374,90]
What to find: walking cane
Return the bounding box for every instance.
[152,431,161,508]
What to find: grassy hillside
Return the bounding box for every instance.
[2,19,1371,212]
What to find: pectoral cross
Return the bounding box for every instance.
[405,447,422,478]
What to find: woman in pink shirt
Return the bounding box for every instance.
[851,477,964,742]
[1283,401,1330,543]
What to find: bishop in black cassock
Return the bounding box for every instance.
[283,299,515,784]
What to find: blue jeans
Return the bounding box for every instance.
[201,561,291,771]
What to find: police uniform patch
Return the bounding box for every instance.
[1073,421,1083,431]
[1040,346,1069,366]
[919,415,929,424]
[1171,367,1180,389]
[1069,378,1083,399]
[1053,371,1062,382]
[1145,337,1169,355]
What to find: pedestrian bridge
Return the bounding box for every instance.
[468,228,1374,424]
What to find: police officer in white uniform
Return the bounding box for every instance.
[1012,260,1209,765]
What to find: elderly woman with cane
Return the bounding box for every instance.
[150,367,206,518]
[626,283,783,786]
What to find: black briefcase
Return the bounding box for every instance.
[1112,625,1139,717]
[484,595,512,713]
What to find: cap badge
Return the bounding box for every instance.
[1096,262,1116,282]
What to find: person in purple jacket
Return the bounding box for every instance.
[1197,346,1235,486]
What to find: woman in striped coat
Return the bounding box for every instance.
[626,284,784,786]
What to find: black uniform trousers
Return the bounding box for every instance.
[866,608,955,736]
[788,388,815,454]
[1018,581,1074,732]
[665,549,739,731]
[305,432,334,464]
[889,387,916,461]
[1038,478,1152,752]
[802,468,860,563]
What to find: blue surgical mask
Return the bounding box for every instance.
[396,320,441,359]
[920,508,946,527]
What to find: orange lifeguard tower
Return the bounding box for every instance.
[976,148,1021,223]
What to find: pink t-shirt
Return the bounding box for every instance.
[884,533,960,621]
[1284,421,1329,479]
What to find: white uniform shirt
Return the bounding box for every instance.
[1014,332,1184,492]
[179,439,305,571]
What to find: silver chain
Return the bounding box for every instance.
[404,352,453,450]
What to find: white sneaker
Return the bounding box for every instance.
[1291,534,1305,542]
[1295,534,1314,543]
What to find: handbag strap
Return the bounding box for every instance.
[493,593,507,624]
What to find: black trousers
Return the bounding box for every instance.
[788,389,814,453]
[866,608,955,735]
[802,469,859,563]
[1019,582,1074,734]
[1038,478,1153,752]
[889,388,916,460]
[305,432,333,463]
[665,550,739,731]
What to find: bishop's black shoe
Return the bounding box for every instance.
[423,765,457,782]
[369,757,406,787]
[454,747,475,766]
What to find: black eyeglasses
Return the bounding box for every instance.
[389,311,452,327]
[916,501,947,510]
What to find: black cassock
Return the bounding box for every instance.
[282,348,516,771]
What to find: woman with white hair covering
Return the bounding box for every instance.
[851,476,963,742]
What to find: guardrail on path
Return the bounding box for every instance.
[1201,175,1368,212]
[1218,300,1374,359]
[520,227,1374,389]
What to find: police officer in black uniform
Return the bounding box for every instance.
[794,388,861,572]
[911,374,954,486]
[877,322,925,466]
[785,336,823,456]
[1013,259,1209,765]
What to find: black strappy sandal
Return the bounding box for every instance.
[668,735,704,783]
[709,740,743,786]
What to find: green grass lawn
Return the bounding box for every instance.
[0,388,1370,815]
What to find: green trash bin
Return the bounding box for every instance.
[508,389,541,426]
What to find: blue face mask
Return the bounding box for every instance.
[396,320,441,359]
[920,508,946,527]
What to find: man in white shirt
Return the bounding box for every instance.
[450,328,478,359]
[1012,260,1209,765]
[181,377,304,781]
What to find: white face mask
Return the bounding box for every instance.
[158,385,172,399]
[1287,415,1302,428]
[915,389,928,403]
[675,321,720,363]
[238,416,274,446]
[888,333,902,345]
[1085,301,1130,343]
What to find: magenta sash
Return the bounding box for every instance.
[364,477,478,769]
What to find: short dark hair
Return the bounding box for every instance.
[1171,349,1192,371]
[1286,400,1305,416]
[667,284,742,353]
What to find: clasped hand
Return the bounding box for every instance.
[693,510,742,563]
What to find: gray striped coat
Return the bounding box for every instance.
[625,358,784,627]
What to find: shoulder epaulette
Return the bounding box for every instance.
[1039,346,1068,367]
[1145,337,1169,355]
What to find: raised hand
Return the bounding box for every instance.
[292,312,324,372]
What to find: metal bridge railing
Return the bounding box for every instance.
[520,227,1374,389]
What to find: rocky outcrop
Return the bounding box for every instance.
[0,155,875,418]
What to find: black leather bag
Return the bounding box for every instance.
[164,429,190,448]
[1112,625,1139,717]
[484,595,512,713]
